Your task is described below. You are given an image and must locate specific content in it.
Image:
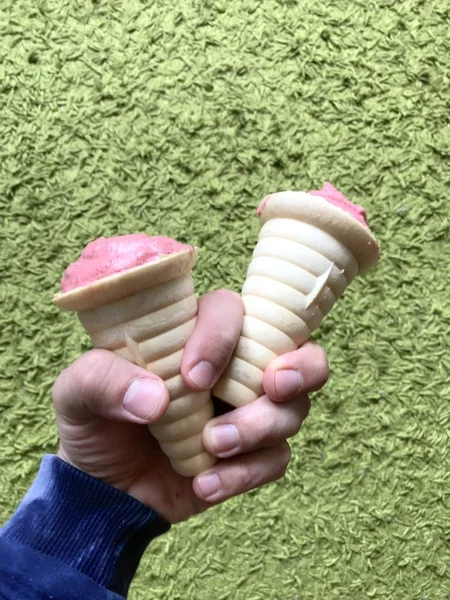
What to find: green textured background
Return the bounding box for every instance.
[1,0,449,598]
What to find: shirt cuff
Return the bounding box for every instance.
[1,455,171,597]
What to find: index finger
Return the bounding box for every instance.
[181,289,244,392]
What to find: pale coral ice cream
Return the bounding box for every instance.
[308,182,368,227]
[257,182,369,229]
[60,234,192,292]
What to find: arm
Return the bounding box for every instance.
[1,290,328,598]
[0,455,170,600]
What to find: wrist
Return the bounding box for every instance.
[1,455,171,597]
[57,445,133,498]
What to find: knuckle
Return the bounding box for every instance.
[284,417,301,440]
[315,346,329,374]
[238,460,255,490]
[200,328,239,368]
[302,395,312,419]
[71,349,116,404]
[284,397,310,438]
[51,349,122,422]
[305,344,329,388]
[262,409,280,443]
[216,329,240,357]
[276,442,291,478]
[282,441,292,464]
[241,401,278,446]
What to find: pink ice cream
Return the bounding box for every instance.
[61,234,192,292]
[309,183,368,227]
[257,183,369,228]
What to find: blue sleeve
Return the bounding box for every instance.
[0,455,171,600]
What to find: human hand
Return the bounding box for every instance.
[53,290,329,523]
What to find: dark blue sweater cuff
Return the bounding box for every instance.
[1,455,170,597]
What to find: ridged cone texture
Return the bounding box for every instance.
[55,250,216,477]
[213,192,379,407]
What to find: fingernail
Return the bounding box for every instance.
[275,370,302,399]
[197,473,220,499]
[188,361,216,390]
[209,424,239,456]
[123,378,165,421]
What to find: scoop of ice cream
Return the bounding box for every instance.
[61,234,192,292]
[308,183,368,228]
[257,183,369,229]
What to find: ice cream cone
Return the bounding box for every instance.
[213,188,379,407]
[54,247,216,477]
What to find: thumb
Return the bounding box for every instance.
[53,349,170,425]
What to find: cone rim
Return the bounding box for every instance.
[54,247,197,311]
[259,191,380,273]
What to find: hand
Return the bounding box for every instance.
[53,290,329,523]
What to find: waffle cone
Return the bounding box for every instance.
[55,249,216,477]
[213,192,379,407]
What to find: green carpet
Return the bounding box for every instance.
[1,0,449,598]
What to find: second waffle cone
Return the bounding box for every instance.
[213,191,379,407]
